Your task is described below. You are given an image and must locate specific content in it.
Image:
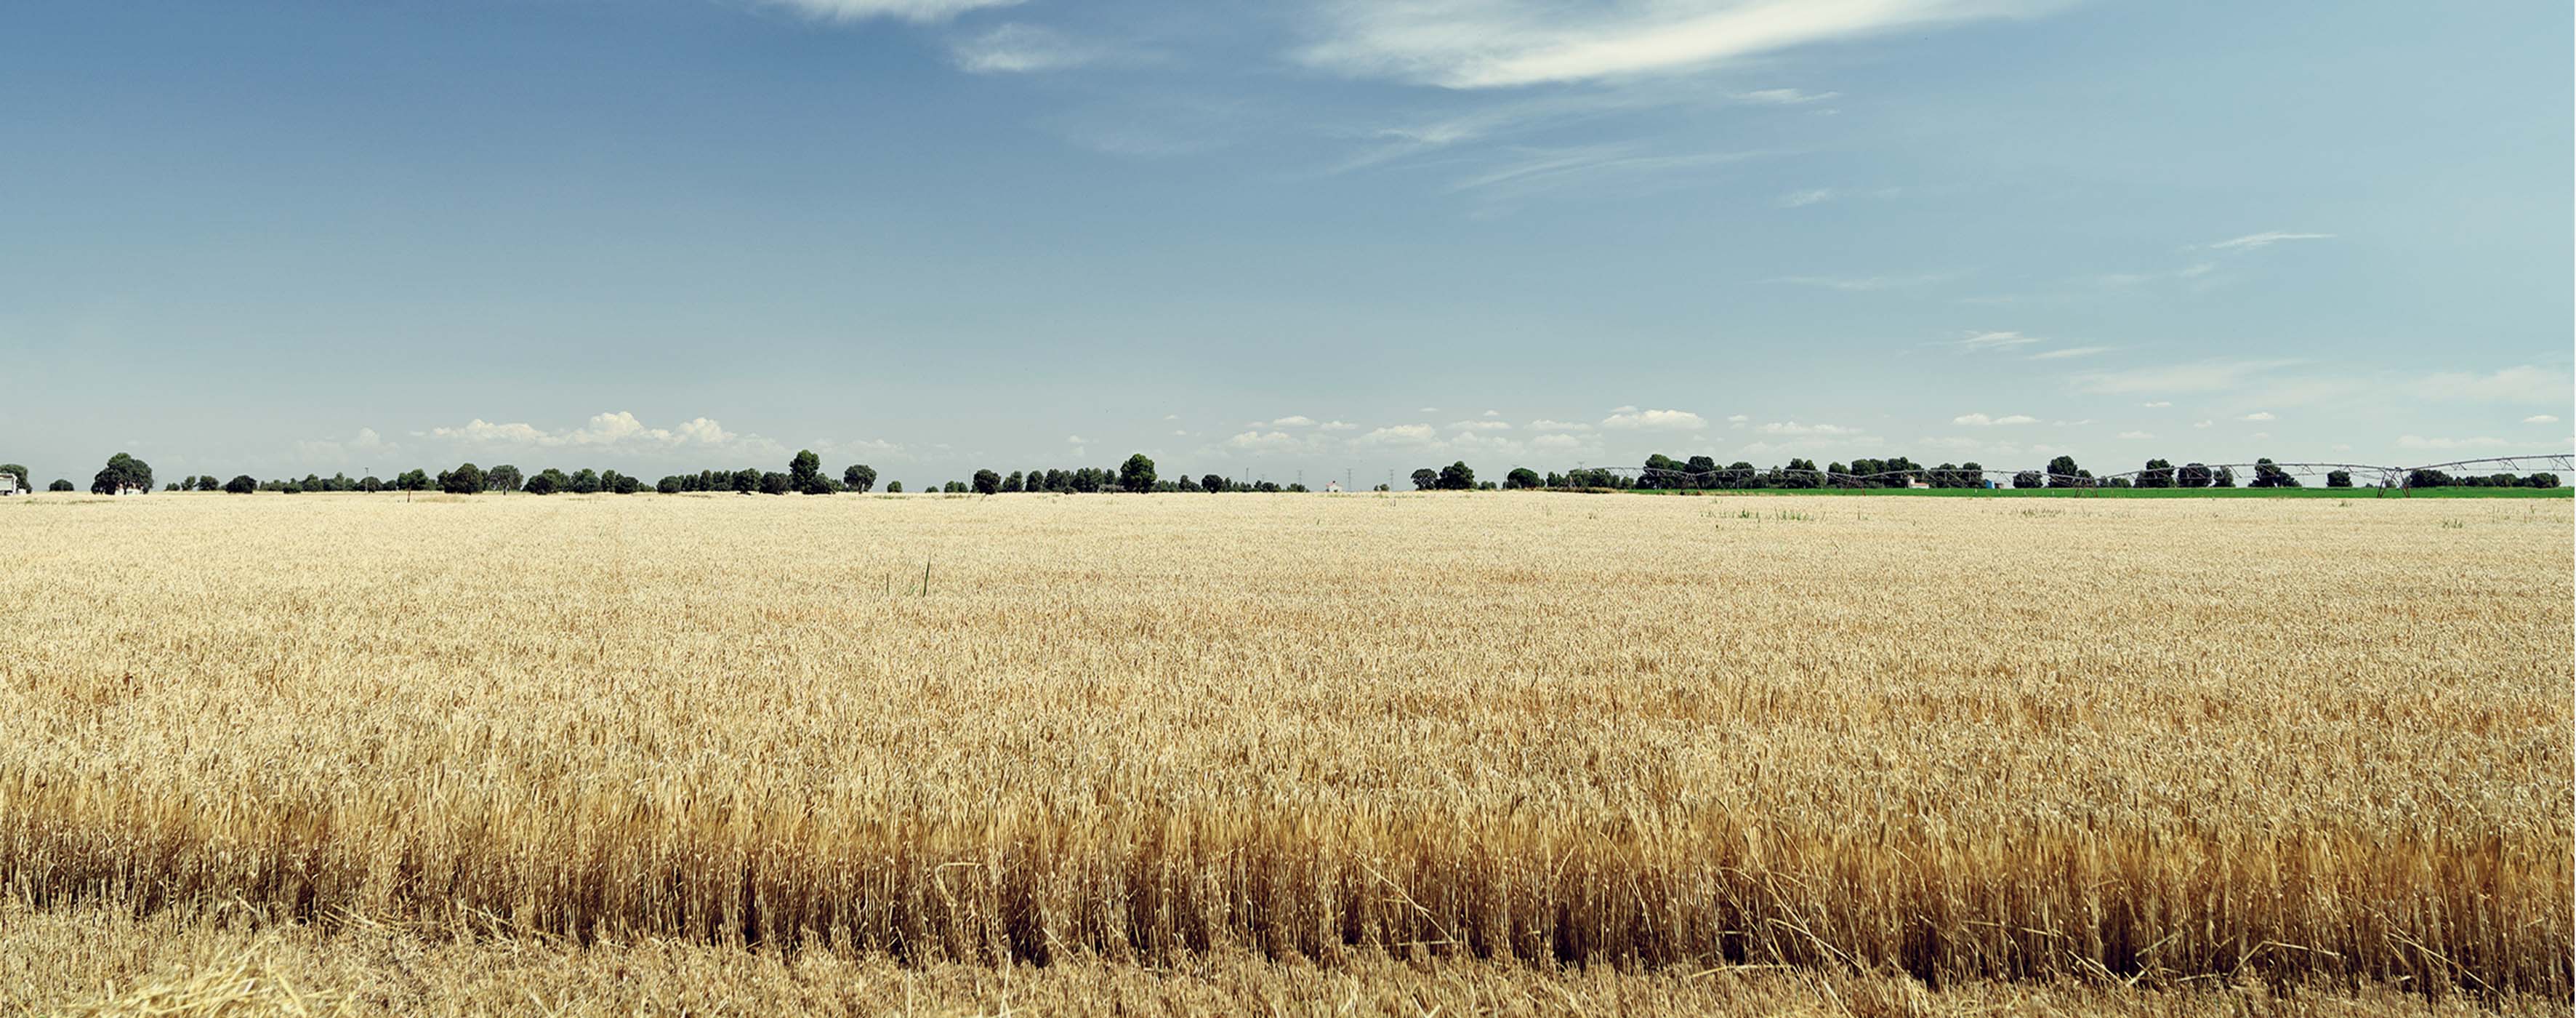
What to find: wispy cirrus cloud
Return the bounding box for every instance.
[951,23,1114,73]
[1952,412,2036,427]
[2202,231,2335,251]
[762,0,1017,24]
[1295,0,2060,89]
[1771,272,1963,292]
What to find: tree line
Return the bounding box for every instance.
[14,449,2559,500]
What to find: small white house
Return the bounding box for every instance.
[1324,481,1343,492]
[0,474,20,496]
[1906,478,1933,489]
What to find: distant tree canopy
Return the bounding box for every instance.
[90,452,153,494]
[440,462,485,494]
[486,464,523,492]
[225,474,258,494]
[842,465,877,492]
[47,479,73,492]
[972,468,1002,495]
[1437,461,1476,490]
[1119,454,1156,493]
[1409,468,1438,491]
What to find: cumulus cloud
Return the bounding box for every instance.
[2192,420,2213,429]
[1952,412,2037,427]
[2141,401,2172,408]
[763,0,1018,23]
[430,412,754,450]
[296,427,398,462]
[1481,409,1502,417]
[1527,420,1593,432]
[2415,365,2570,404]
[1601,409,1707,430]
[2117,430,2154,440]
[1266,415,1318,427]
[1531,433,1590,452]
[2068,358,2303,395]
[2238,411,2274,421]
[1778,188,1835,207]
[2396,435,2510,451]
[1755,420,1861,436]
[1223,430,1317,454]
[1319,420,1359,430]
[1353,423,1441,447]
[2525,414,2561,424]
[1449,420,1513,432]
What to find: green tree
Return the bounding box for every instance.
[523,472,560,495]
[759,471,791,495]
[885,481,903,493]
[1410,468,1438,491]
[1119,453,1156,493]
[487,464,523,493]
[841,465,877,492]
[1002,471,1023,493]
[568,468,601,494]
[2177,462,2212,488]
[2137,459,2175,488]
[395,468,430,492]
[1438,461,1475,490]
[1202,473,1225,493]
[223,474,257,494]
[47,478,72,492]
[656,476,684,494]
[2044,454,2084,489]
[1505,467,1541,489]
[90,452,153,494]
[973,468,1002,494]
[2325,470,2353,488]
[442,462,485,494]
[789,449,822,491]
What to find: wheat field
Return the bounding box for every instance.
[0,491,2567,1015]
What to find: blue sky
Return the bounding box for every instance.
[4,0,2568,487]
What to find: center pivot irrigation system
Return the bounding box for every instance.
[1587,454,2574,493]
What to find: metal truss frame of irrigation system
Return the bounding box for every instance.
[1581,454,2574,494]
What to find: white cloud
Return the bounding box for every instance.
[763,0,1017,23]
[2238,411,2274,422]
[2192,420,2213,429]
[1065,435,1089,444]
[2141,401,2172,408]
[1295,0,2054,89]
[296,427,398,462]
[1449,420,1513,432]
[1947,329,2042,351]
[1223,430,1316,454]
[1527,419,1593,432]
[951,23,1106,73]
[1726,414,1748,423]
[2027,345,2113,360]
[1319,420,1359,430]
[2397,435,2511,451]
[1609,405,1638,414]
[2117,430,2154,440]
[429,412,755,450]
[2415,365,2570,404]
[1734,87,1839,105]
[1778,188,1834,207]
[2204,231,2335,251]
[1267,415,1318,427]
[1481,409,1502,417]
[1756,420,1860,436]
[1602,409,1707,430]
[1531,433,1590,452]
[2069,358,2303,395]
[2525,414,2561,424]
[1353,423,1441,447]
[1417,406,1439,413]
[1163,414,1180,420]
[1952,412,2037,427]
